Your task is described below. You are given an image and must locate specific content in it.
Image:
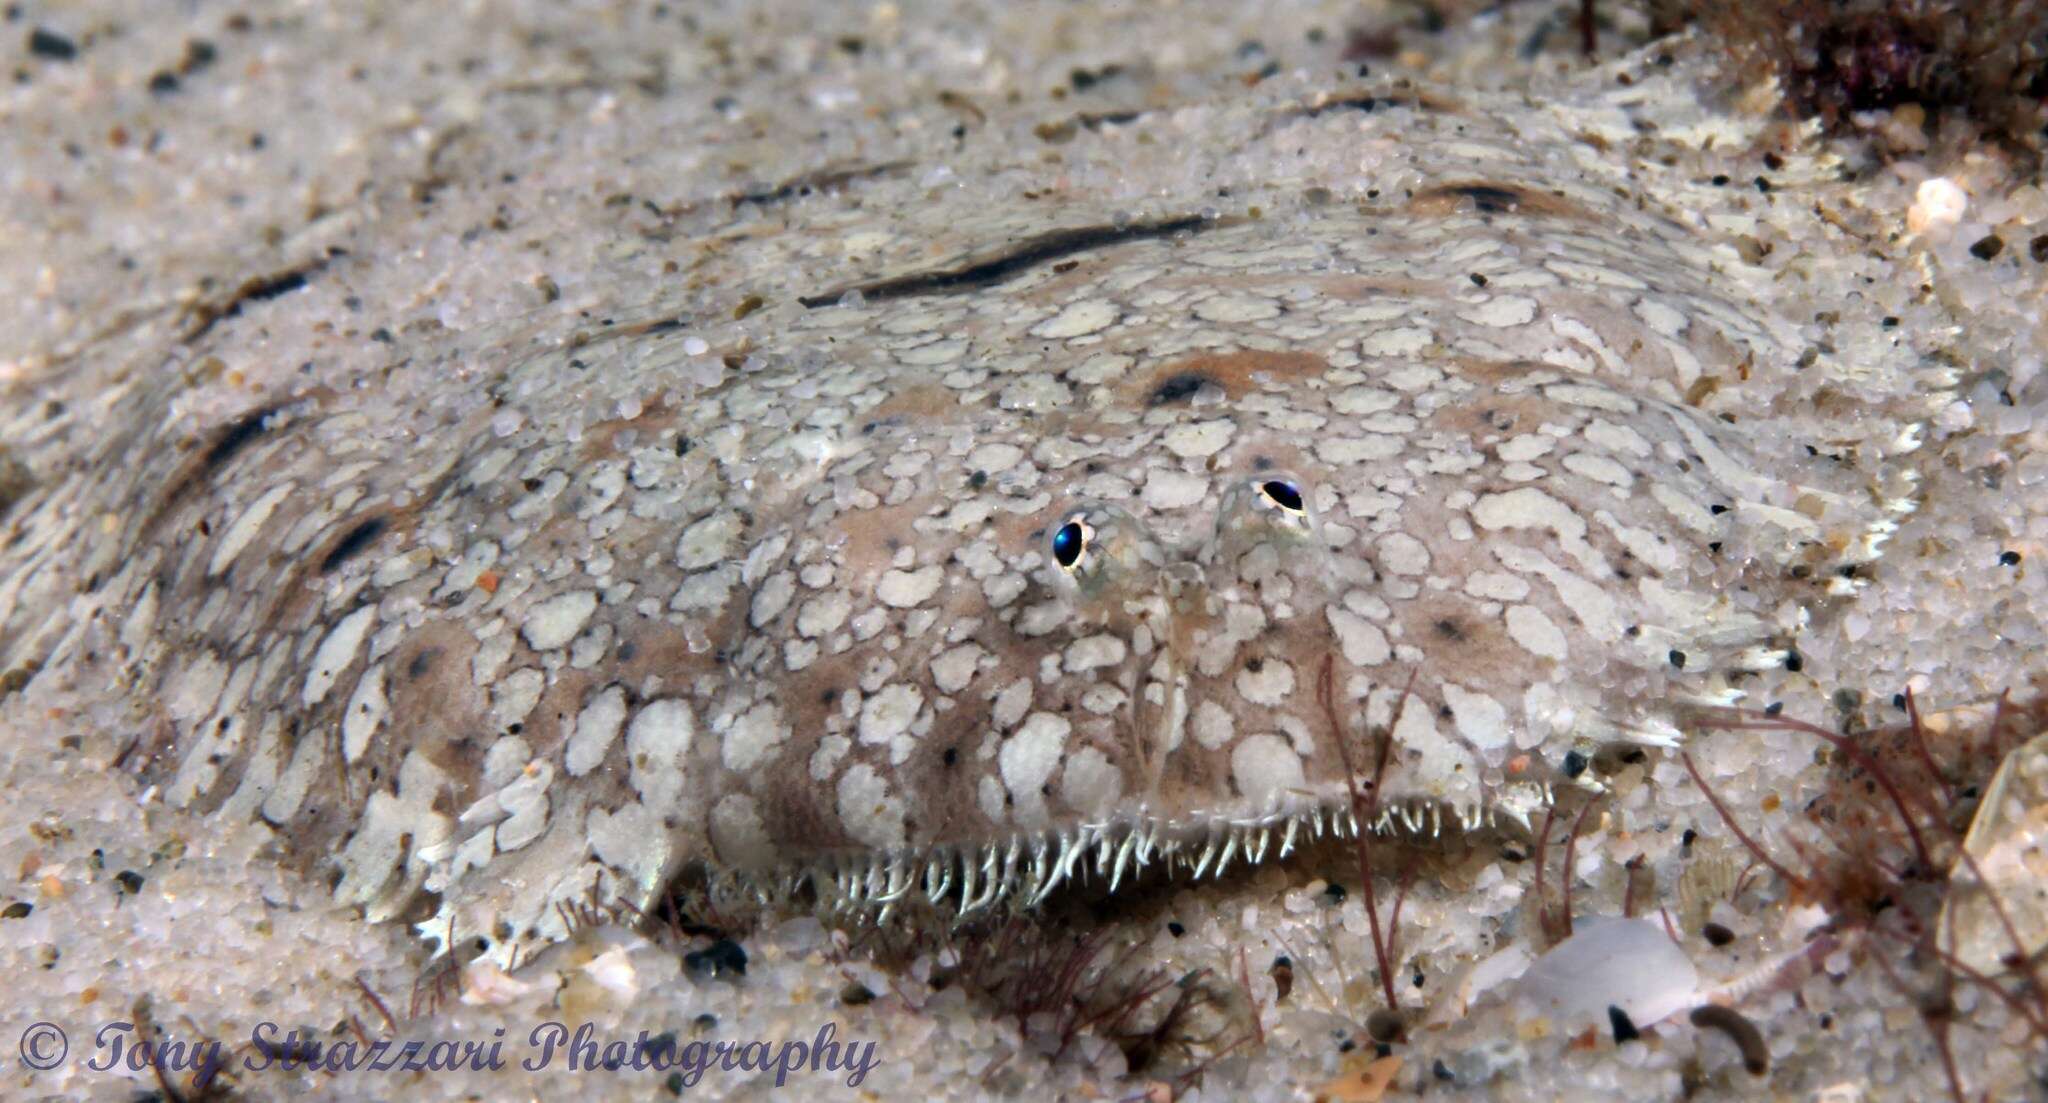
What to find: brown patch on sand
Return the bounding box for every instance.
[864,383,962,429]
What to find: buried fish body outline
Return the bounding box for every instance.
[0,92,1917,973]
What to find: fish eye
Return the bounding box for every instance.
[1258,479,1306,515]
[1051,518,1091,571]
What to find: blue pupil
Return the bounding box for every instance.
[1262,480,1304,512]
[1052,521,1084,568]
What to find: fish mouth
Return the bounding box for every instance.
[702,787,1554,924]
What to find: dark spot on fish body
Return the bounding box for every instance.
[1455,184,1522,212]
[405,647,441,680]
[204,405,282,473]
[319,516,389,573]
[1147,372,1212,406]
[798,214,1215,307]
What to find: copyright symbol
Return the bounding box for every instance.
[20,1021,67,1070]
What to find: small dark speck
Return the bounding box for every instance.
[27,27,77,60]
[1969,235,2004,261]
[967,470,988,489]
[1764,701,1784,717]
[1762,151,1784,170]
[1708,503,1729,515]
[1999,550,2021,566]
[1880,316,1899,328]
[1608,1005,1640,1043]
[1703,922,1735,946]
[942,747,958,767]
[1,901,30,919]
[115,870,145,895]
[370,327,395,343]
[2031,234,2048,263]
[1784,650,1803,673]
[1711,173,1729,186]
[1167,921,1186,937]
[1892,692,1907,710]
[1562,750,1588,778]
[147,70,180,95]
[1753,176,1772,193]
[1668,649,1686,670]
[1322,882,1346,902]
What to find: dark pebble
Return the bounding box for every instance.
[27,26,75,59]
[838,981,876,1006]
[1970,235,2005,261]
[683,938,747,980]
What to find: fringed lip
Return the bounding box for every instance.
[708,788,1553,925]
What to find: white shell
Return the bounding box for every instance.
[1511,916,1701,1029]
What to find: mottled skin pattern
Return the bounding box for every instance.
[0,90,1908,968]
